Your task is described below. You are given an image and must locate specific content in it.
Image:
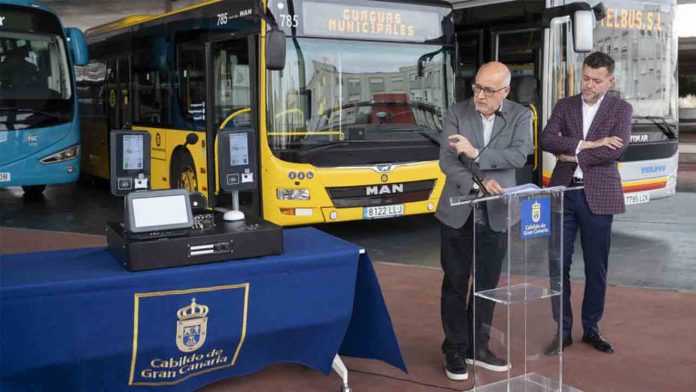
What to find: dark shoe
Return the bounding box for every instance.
[545,334,573,355]
[582,331,614,353]
[444,352,469,381]
[465,347,510,372]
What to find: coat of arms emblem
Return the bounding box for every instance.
[176,298,209,352]
[532,201,541,223]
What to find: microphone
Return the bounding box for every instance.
[458,109,507,197]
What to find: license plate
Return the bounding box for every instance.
[0,172,10,182]
[363,204,404,219]
[625,192,650,205]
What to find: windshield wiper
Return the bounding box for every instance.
[299,140,355,153]
[634,115,676,139]
[374,125,441,146]
[0,107,61,118]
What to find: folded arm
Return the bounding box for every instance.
[541,100,583,154]
[577,104,633,168]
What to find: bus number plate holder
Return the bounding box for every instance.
[363,204,404,219]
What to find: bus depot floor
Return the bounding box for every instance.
[2,171,696,391]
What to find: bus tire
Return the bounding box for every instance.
[170,149,198,192]
[22,185,46,198]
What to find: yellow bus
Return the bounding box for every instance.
[78,0,455,225]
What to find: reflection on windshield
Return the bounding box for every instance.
[0,32,72,100]
[0,32,73,130]
[0,107,69,131]
[267,38,453,163]
[593,0,677,120]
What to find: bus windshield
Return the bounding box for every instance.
[267,38,454,166]
[0,32,73,130]
[594,0,677,122]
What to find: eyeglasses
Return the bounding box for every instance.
[472,83,509,97]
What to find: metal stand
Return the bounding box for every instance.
[331,354,351,392]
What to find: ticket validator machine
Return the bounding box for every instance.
[110,131,151,196]
[106,129,282,271]
[217,128,256,221]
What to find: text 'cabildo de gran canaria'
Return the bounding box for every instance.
[140,349,228,380]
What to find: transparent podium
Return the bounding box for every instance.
[451,186,581,392]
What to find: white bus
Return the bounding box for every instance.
[449,0,678,204]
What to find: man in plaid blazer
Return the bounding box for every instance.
[541,52,632,354]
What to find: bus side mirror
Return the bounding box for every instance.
[65,27,89,66]
[573,10,594,53]
[266,28,286,71]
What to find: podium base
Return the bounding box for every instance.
[475,373,582,392]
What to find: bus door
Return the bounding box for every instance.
[492,29,543,185]
[206,36,256,210]
[455,30,485,102]
[103,57,131,178]
[106,57,131,131]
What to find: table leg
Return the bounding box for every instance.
[331,354,351,392]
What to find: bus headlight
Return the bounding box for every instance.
[276,188,310,200]
[40,144,80,164]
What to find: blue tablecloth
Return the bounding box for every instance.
[0,227,406,391]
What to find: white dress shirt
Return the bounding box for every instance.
[475,102,502,160]
[481,111,496,147]
[574,95,604,178]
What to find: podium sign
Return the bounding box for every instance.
[451,186,582,392]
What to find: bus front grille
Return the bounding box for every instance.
[326,179,436,208]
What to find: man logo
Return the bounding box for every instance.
[176,298,209,353]
[367,183,403,196]
[532,201,541,223]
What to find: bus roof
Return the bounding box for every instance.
[84,0,223,37]
[84,0,454,39]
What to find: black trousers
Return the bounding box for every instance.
[440,208,507,356]
[550,188,613,337]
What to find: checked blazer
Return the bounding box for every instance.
[541,94,632,215]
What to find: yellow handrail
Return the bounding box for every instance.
[219,108,251,130]
[528,103,539,171]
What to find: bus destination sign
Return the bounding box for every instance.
[300,1,442,42]
[599,8,665,32]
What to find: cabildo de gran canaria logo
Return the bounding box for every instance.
[521,197,550,239]
[129,284,249,386]
[531,201,541,223]
[176,298,208,352]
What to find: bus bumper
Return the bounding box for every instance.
[0,155,80,188]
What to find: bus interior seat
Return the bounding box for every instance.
[455,75,473,102]
[510,76,537,105]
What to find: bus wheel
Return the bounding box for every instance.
[22,185,46,198]
[170,150,198,192]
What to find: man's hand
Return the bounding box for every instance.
[556,154,577,163]
[482,179,504,195]
[580,136,624,150]
[448,134,478,159]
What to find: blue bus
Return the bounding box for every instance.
[0,0,88,197]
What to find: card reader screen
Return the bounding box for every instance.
[123,134,144,170]
[132,195,189,229]
[229,133,249,166]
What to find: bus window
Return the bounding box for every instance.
[118,57,131,128]
[177,42,206,129]
[133,49,164,125]
[213,39,251,130]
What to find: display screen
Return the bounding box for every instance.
[302,2,440,42]
[131,195,190,229]
[229,132,249,166]
[123,134,144,170]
